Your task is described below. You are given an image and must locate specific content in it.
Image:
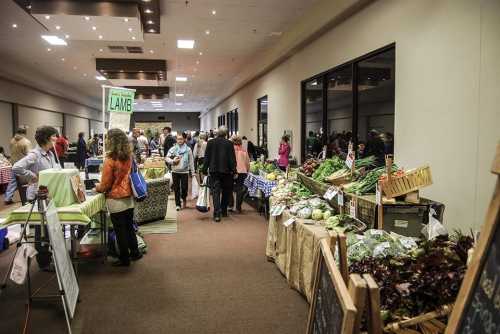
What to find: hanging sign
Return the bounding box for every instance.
[338,190,344,206]
[270,205,286,217]
[349,199,357,218]
[283,217,296,227]
[106,88,135,131]
[376,183,382,206]
[345,142,355,169]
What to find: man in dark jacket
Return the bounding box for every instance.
[162,127,176,157]
[202,126,237,223]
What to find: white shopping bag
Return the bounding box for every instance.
[10,244,37,285]
[165,171,173,184]
[196,176,210,213]
[191,176,200,199]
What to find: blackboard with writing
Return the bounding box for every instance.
[307,239,356,334]
[457,214,500,334]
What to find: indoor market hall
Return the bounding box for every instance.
[0,1,498,334]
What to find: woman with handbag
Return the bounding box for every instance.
[166,133,195,211]
[96,128,142,267]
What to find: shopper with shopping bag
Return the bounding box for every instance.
[196,176,210,212]
[166,133,195,211]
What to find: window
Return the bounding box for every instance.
[257,96,268,149]
[301,44,395,164]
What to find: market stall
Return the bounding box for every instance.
[0,164,12,194]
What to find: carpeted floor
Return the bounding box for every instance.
[0,201,309,334]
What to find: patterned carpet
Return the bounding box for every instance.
[138,195,178,234]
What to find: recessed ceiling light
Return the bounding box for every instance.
[175,103,183,106]
[176,108,181,111]
[96,75,106,81]
[73,66,77,70]
[132,36,136,40]
[196,60,200,65]
[83,73,87,77]
[145,9,153,14]
[176,77,188,82]
[84,16,90,21]
[45,15,50,20]
[148,29,156,33]
[211,10,216,15]
[205,30,210,35]
[47,48,51,52]
[177,40,195,49]
[55,25,61,30]
[199,52,203,56]
[149,49,154,54]
[124,18,129,22]
[194,68,198,72]
[92,26,97,31]
[128,27,133,32]
[41,35,67,45]
[99,48,103,52]
[176,93,184,97]
[120,69,124,72]
[98,35,103,39]
[12,23,18,28]
[65,34,70,39]
[147,20,154,24]
[61,58,65,61]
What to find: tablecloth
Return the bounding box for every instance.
[39,168,80,207]
[266,197,331,302]
[1,193,106,227]
[0,165,12,184]
[244,173,277,198]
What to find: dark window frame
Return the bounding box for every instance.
[257,95,268,149]
[300,43,395,161]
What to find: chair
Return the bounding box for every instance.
[133,177,170,224]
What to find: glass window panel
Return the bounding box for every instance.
[258,96,268,149]
[326,66,353,158]
[356,48,395,165]
[304,79,323,158]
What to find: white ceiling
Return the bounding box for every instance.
[0,0,320,113]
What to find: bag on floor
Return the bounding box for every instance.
[130,159,148,202]
[191,176,200,199]
[196,176,210,213]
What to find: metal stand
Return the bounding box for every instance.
[0,187,73,334]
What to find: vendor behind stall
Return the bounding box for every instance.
[12,125,60,270]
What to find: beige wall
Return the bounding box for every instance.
[0,102,13,155]
[65,115,90,143]
[203,0,500,232]
[18,106,64,144]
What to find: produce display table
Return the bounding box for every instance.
[266,198,330,302]
[39,168,80,207]
[140,167,166,180]
[244,173,277,198]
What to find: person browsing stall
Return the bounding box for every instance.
[95,128,142,267]
[12,126,60,270]
[277,135,291,171]
[166,133,195,211]
[232,136,250,213]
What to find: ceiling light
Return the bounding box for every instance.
[148,29,156,33]
[99,48,103,52]
[177,40,195,49]
[96,75,106,81]
[98,35,103,39]
[61,58,65,61]
[128,28,133,32]
[84,16,90,21]
[92,26,97,31]
[149,49,154,54]
[145,9,153,14]
[73,66,77,70]
[42,35,67,45]
[205,30,210,35]
[176,108,181,111]
[124,18,129,22]
[132,36,136,40]
[176,93,184,97]
[142,0,152,2]
[55,25,61,30]
[211,10,217,15]
[176,77,188,82]
[147,20,154,24]
[194,68,198,72]
[45,15,50,20]
[196,60,200,65]
[47,48,51,52]
[175,103,183,106]
[12,24,18,28]
[65,34,70,39]
[199,52,203,56]
[83,73,87,77]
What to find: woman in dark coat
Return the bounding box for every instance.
[76,132,87,170]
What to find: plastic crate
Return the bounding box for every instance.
[0,227,8,251]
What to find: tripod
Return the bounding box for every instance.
[0,186,73,334]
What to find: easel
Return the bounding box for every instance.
[0,187,75,334]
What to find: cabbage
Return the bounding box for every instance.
[297,207,312,219]
[308,197,324,209]
[312,209,324,220]
[322,210,332,220]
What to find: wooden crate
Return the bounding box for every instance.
[381,166,432,199]
[298,172,329,195]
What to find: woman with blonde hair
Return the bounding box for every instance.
[96,128,142,267]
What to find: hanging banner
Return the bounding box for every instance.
[105,87,135,131]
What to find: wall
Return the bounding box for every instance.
[203,0,500,232]
[65,115,90,143]
[132,112,201,133]
[18,106,63,144]
[0,102,13,154]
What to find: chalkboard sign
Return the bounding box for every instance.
[307,239,356,334]
[446,147,500,334]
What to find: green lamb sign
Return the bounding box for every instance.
[107,88,135,113]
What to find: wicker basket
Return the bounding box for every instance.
[381,165,432,199]
[298,173,329,195]
[384,304,452,333]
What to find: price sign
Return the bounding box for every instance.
[271,205,285,217]
[345,142,355,169]
[324,186,339,201]
[337,191,344,206]
[283,217,296,227]
[376,183,382,206]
